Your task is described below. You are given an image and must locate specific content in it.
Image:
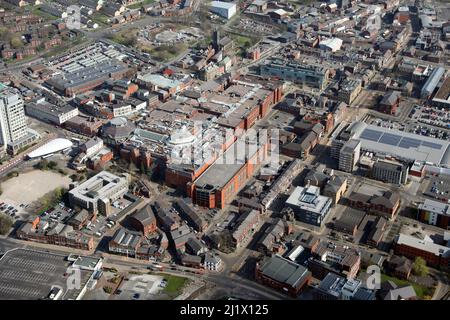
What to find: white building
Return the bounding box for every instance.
[68,171,130,216]
[0,84,39,154]
[210,1,237,19]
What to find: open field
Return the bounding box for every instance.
[0,170,71,207]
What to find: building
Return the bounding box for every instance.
[372,158,409,185]
[323,175,348,205]
[16,218,94,251]
[417,199,450,229]
[109,227,142,257]
[68,171,129,216]
[27,138,73,159]
[344,121,450,166]
[255,254,311,297]
[284,186,332,227]
[0,84,38,154]
[128,205,157,236]
[309,241,361,280]
[209,1,237,19]
[261,59,330,90]
[191,135,268,209]
[431,77,450,109]
[174,199,208,232]
[339,139,361,173]
[25,100,79,125]
[314,273,375,300]
[379,91,401,115]
[338,79,362,105]
[232,210,261,248]
[203,252,223,271]
[386,255,412,280]
[334,208,366,236]
[347,191,400,219]
[421,66,445,98]
[81,137,104,158]
[394,233,450,267]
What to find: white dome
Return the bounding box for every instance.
[27,138,73,159]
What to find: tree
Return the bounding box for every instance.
[412,257,429,277]
[0,214,13,235]
[36,160,49,170]
[48,161,58,169]
[10,36,23,49]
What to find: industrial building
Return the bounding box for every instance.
[285,186,332,227]
[68,171,129,216]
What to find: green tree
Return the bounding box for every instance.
[412,257,429,277]
[48,161,58,170]
[0,214,13,235]
[36,159,49,170]
[10,36,23,49]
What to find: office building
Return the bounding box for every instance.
[339,139,361,173]
[417,199,450,229]
[372,158,409,185]
[68,171,129,216]
[285,186,332,227]
[260,59,330,90]
[0,83,39,154]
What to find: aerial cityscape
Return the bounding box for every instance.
[0,0,449,303]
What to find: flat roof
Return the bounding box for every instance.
[0,248,93,300]
[210,1,237,9]
[194,137,261,189]
[396,234,450,257]
[349,122,450,166]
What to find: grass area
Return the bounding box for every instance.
[380,273,432,299]
[108,29,139,46]
[30,6,59,21]
[90,12,110,26]
[140,43,188,62]
[128,0,155,9]
[161,274,188,298]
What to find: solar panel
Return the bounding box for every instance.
[398,137,421,149]
[421,141,442,150]
[379,133,402,146]
[360,129,382,142]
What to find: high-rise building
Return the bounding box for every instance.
[339,139,361,173]
[0,83,38,154]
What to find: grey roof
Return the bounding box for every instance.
[383,285,417,300]
[131,205,156,227]
[349,121,450,165]
[380,91,400,106]
[258,254,310,287]
[111,228,141,248]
